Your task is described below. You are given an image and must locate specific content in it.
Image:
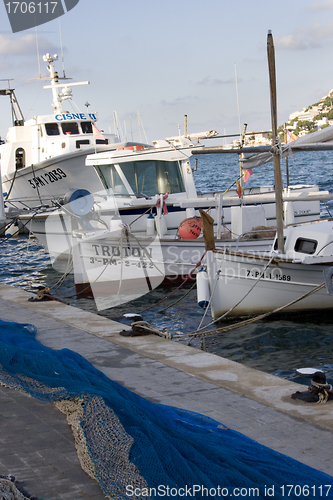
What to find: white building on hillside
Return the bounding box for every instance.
[289,106,320,122]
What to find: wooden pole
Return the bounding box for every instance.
[267,31,284,253]
[239,123,247,188]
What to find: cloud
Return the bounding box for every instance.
[196,76,240,85]
[275,21,333,50]
[0,34,58,55]
[309,0,333,12]
[160,96,198,106]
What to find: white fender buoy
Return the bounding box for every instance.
[155,214,167,237]
[146,213,155,236]
[5,222,19,237]
[196,267,210,308]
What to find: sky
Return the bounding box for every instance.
[1,0,333,144]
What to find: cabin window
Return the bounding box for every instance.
[96,138,109,145]
[81,122,93,134]
[294,237,318,254]
[95,160,185,197]
[15,148,25,170]
[45,123,60,136]
[76,140,90,149]
[95,165,129,196]
[61,122,79,135]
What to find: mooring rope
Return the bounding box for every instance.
[191,254,276,342]
[137,250,207,315]
[157,281,197,314]
[183,281,327,342]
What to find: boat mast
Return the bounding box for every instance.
[267,31,284,253]
[43,53,63,113]
[42,53,89,115]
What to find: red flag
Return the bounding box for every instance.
[286,130,298,143]
[236,179,243,198]
[92,123,105,140]
[243,169,253,183]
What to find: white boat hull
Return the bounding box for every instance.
[26,205,275,263]
[3,146,117,208]
[71,233,166,309]
[70,235,274,298]
[206,249,333,318]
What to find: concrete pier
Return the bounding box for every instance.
[0,283,332,499]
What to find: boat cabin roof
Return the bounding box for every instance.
[85,137,196,166]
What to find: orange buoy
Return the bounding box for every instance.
[178,217,202,239]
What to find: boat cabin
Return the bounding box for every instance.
[0,113,117,179]
[85,138,198,201]
[274,220,333,260]
[0,53,118,183]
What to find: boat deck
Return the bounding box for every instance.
[0,283,332,499]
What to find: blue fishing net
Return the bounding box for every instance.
[0,318,332,499]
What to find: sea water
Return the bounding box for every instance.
[1,150,333,385]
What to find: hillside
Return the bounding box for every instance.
[280,89,333,137]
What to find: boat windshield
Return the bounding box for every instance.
[45,123,60,136]
[81,122,93,134]
[95,159,185,197]
[61,122,79,135]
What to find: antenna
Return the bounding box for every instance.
[113,111,117,138]
[137,111,148,143]
[234,63,241,136]
[113,111,124,141]
[58,18,66,78]
[35,26,41,78]
[129,115,133,141]
[0,79,14,87]
[137,110,142,142]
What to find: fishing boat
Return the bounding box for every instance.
[204,219,333,319]
[202,32,333,320]
[0,52,145,216]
